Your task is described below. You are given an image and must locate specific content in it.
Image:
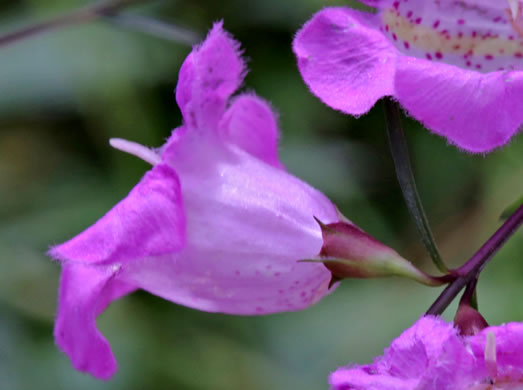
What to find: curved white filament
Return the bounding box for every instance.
[109,138,161,166]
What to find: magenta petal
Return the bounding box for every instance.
[358,0,390,6]
[219,94,283,168]
[329,367,416,390]
[395,57,523,152]
[175,21,245,129]
[468,323,523,380]
[49,164,185,264]
[293,7,395,116]
[54,263,136,380]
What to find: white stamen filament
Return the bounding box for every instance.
[484,331,497,381]
[109,138,161,166]
[508,0,520,20]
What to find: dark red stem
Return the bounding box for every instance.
[426,203,523,315]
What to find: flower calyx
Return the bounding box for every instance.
[303,218,449,287]
[454,302,489,336]
[454,281,489,336]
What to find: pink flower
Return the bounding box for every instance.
[49,23,340,379]
[330,316,523,390]
[293,1,523,152]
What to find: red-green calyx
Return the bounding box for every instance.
[305,218,452,287]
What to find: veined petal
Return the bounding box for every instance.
[376,317,464,380]
[54,263,136,380]
[175,21,245,130]
[49,164,185,264]
[219,94,283,169]
[293,7,396,116]
[132,138,339,315]
[395,56,523,152]
[329,317,479,390]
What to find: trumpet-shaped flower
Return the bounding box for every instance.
[293,0,523,152]
[330,316,523,390]
[50,23,341,379]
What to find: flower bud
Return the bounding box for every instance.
[305,218,445,287]
[454,302,489,336]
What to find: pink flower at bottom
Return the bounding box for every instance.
[49,23,340,379]
[330,316,523,390]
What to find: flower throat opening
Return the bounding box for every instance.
[381,0,523,73]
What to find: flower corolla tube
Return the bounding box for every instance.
[330,316,523,390]
[293,0,523,152]
[49,23,341,379]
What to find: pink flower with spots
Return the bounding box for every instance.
[49,23,340,379]
[293,0,523,152]
[330,316,523,390]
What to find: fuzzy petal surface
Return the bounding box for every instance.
[54,263,135,380]
[293,7,395,116]
[175,21,245,130]
[330,367,417,390]
[50,164,185,265]
[468,322,523,381]
[330,316,523,390]
[294,3,523,152]
[219,94,283,169]
[395,57,523,152]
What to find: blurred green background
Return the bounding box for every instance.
[0,0,522,389]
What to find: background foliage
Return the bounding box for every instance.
[0,1,522,389]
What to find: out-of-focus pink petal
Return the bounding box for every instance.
[219,94,283,169]
[54,263,136,380]
[175,22,245,130]
[49,164,185,264]
[395,57,523,152]
[293,7,395,116]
